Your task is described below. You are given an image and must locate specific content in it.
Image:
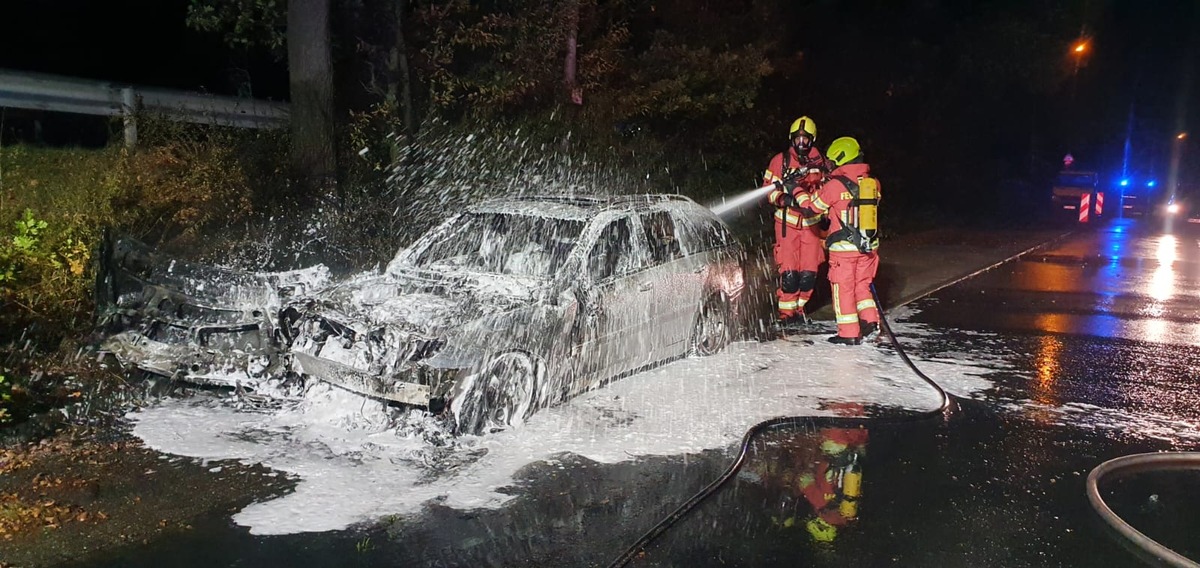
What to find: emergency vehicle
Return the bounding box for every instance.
[1051,170,1104,223]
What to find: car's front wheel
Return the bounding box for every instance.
[690,293,732,357]
[451,352,539,436]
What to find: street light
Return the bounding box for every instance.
[1073,41,1088,54]
[1177,132,1188,140]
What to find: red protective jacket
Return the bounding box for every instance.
[798,427,869,527]
[764,147,828,228]
[804,162,881,252]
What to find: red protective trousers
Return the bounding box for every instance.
[774,219,825,318]
[827,251,879,338]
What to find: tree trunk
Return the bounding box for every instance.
[287,0,337,194]
[380,0,416,166]
[563,0,582,106]
[393,0,416,143]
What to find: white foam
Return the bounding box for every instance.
[999,399,1200,444]
[707,185,775,217]
[129,313,997,535]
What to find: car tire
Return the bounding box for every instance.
[452,352,539,436]
[689,293,731,357]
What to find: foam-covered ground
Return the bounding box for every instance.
[129,306,1015,535]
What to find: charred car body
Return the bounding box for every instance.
[94,236,331,387]
[97,195,747,434]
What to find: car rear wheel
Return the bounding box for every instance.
[690,293,731,357]
[452,352,539,435]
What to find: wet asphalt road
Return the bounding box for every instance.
[68,216,1200,568]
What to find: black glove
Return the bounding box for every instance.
[781,170,804,189]
[776,190,799,208]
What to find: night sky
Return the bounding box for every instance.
[1079,1,1199,177]
[0,0,286,98]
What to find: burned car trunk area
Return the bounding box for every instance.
[96,195,746,434]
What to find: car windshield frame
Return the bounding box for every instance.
[397,211,586,279]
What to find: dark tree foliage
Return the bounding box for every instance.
[401,0,1107,228]
[184,0,1200,230]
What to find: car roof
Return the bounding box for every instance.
[469,194,700,221]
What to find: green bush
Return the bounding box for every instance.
[107,141,253,244]
[0,144,120,338]
[0,208,94,327]
[0,374,12,424]
[0,117,285,345]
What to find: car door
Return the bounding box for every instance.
[574,214,657,388]
[637,209,709,357]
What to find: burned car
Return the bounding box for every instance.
[94,235,331,386]
[96,195,746,434]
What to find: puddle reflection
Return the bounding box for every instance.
[745,420,869,544]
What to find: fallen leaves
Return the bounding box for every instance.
[0,491,105,539]
[1,426,292,565]
[0,448,35,475]
[0,435,124,540]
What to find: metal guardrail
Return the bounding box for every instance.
[0,68,289,146]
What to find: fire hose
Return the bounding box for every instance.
[605,279,1200,567]
[1086,453,1200,568]
[607,283,958,568]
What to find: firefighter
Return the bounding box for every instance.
[763,116,830,327]
[747,410,869,545]
[794,136,881,344]
[798,425,868,543]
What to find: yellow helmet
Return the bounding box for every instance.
[789,116,818,141]
[806,517,838,542]
[820,439,848,455]
[826,136,862,167]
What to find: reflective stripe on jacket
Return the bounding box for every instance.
[764,147,826,227]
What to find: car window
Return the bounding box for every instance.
[639,211,683,265]
[672,209,734,254]
[410,212,584,278]
[587,217,636,281]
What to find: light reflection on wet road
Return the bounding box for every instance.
[912,218,1200,429]
[71,217,1200,568]
[635,218,1200,567]
[947,222,1200,348]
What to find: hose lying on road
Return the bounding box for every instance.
[607,283,957,568]
[1086,452,1200,568]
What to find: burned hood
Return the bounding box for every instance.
[301,267,546,335]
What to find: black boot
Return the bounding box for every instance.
[827,335,862,346]
[779,312,810,330]
[860,321,879,338]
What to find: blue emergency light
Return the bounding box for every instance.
[1147,180,1157,187]
[1119,178,1130,187]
